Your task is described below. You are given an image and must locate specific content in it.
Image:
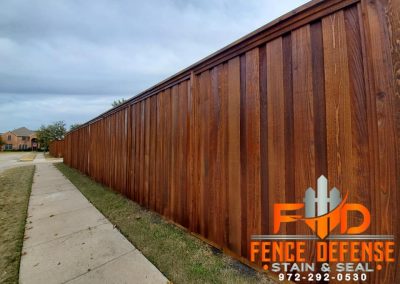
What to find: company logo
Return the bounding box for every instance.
[250,176,395,282]
[273,175,370,239]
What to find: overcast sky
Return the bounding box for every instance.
[0,0,308,133]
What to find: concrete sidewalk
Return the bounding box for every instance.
[20,163,168,284]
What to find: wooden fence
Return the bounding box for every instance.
[63,0,400,282]
[49,140,64,158]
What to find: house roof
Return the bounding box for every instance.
[12,127,35,136]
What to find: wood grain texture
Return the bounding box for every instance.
[155,92,164,214]
[282,33,296,236]
[129,105,136,201]
[323,10,352,201]
[209,67,219,244]
[244,48,261,258]
[164,89,172,218]
[198,71,211,238]
[386,1,400,280]
[170,85,179,222]
[149,96,157,211]
[258,44,269,238]
[239,54,248,257]
[217,64,229,246]
[344,5,371,225]
[360,1,398,282]
[310,21,327,180]
[227,57,241,255]
[187,74,194,230]
[292,24,317,267]
[191,73,201,234]
[266,38,286,234]
[385,0,400,283]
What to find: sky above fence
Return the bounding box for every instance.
[0,0,308,132]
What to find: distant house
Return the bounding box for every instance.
[1,127,39,151]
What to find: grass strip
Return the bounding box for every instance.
[55,163,275,284]
[0,166,35,283]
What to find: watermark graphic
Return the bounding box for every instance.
[250,175,395,282]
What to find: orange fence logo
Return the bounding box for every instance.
[273,175,370,239]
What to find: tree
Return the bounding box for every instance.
[69,123,81,131]
[112,98,127,108]
[37,121,66,151]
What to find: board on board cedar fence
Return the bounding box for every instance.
[49,140,64,158]
[63,0,400,282]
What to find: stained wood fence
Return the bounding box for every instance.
[49,140,64,158]
[62,0,400,282]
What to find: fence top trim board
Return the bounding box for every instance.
[69,0,359,133]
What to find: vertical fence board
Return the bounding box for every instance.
[292,24,316,264]
[227,57,242,255]
[266,38,286,234]
[344,5,371,226]
[244,48,261,258]
[323,10,353,203]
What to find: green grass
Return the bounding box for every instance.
[55,163,276,284]
[0,166,35,283]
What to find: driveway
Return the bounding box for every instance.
[0,152,27,172]
[0,152,62,173]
